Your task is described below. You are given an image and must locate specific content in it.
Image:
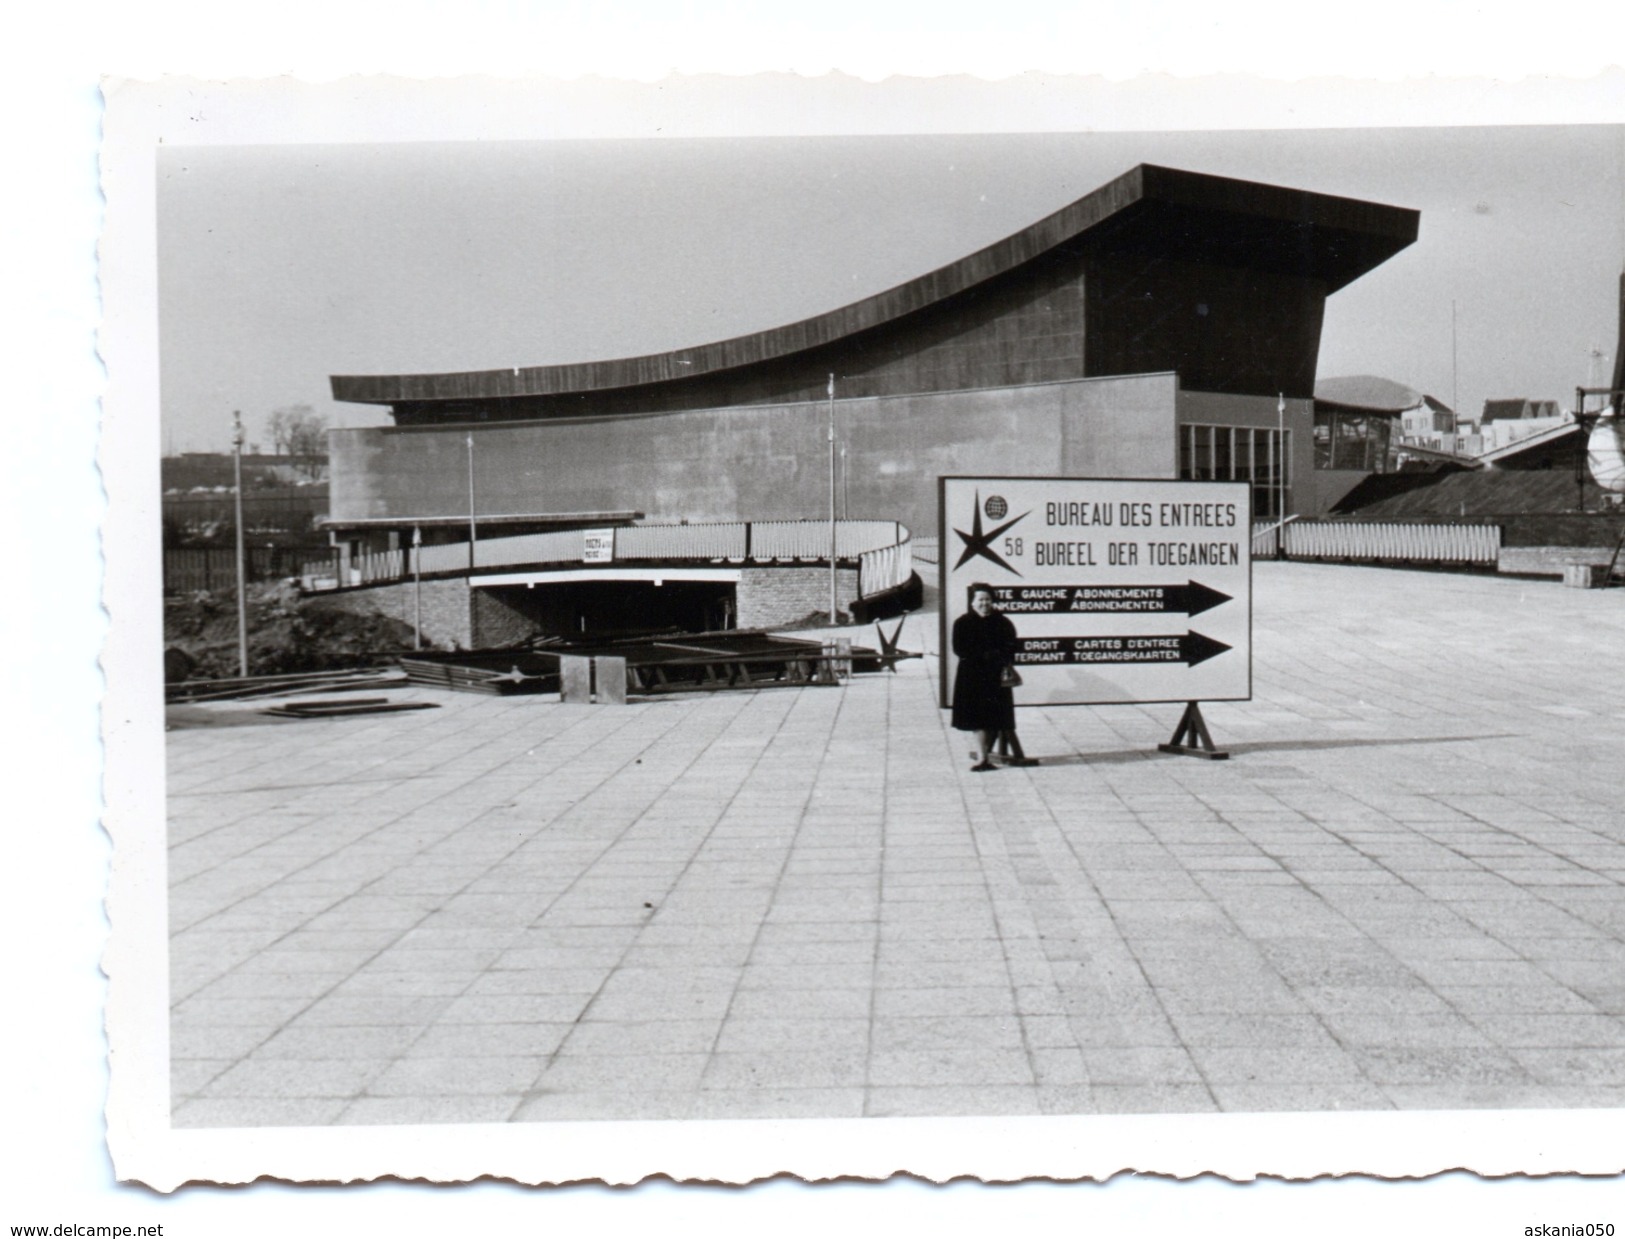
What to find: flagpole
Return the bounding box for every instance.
[828,374,838,625]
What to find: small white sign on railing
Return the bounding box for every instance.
[582,528,615,564]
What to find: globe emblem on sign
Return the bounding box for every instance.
[984,495,1008,520]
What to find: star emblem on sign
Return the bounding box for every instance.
[953,490,1029,575]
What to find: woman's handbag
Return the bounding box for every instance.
[999,665,1023,688]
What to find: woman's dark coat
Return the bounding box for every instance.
[950,608,1018,732]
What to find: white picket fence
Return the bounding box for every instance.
[1250,521,1285,559]
[1281,521,1501,565]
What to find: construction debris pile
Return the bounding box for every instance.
[163,622,919,727]
[164,581,414,681]
[398,631,906,698]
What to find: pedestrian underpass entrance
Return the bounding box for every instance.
[472,567,740,643]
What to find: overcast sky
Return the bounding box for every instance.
[157,125,1624,453]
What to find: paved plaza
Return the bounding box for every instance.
[166,562,1625,1126]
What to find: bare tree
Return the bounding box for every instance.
[265,406,298,456]
[266,404,328,480]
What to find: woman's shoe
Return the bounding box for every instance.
[970,761,996,772]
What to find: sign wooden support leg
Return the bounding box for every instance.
[1158,701,1228,760]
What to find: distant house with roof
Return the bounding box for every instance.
[1477,417,1586,470]
[1463,396,1572,461]
[1482,397,1562,424]
[1400,395,1457,443]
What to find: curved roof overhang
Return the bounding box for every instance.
[1314,398,1410,418]
[331,163,1419,408]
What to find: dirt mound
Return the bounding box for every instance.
[164,582,415,680]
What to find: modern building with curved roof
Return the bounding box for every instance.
[321,162,1417,641]
[333,163,1416,425]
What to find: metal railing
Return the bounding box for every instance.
[472,529,590,571]
[305,519,913,597]
[165,545,327,594]
[317,546,406,584]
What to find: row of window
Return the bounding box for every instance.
[1177,414,1397,518]
[1177,424,1289,519]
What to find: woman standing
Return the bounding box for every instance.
[951,583,1022,772]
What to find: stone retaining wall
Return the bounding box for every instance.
[306,578,472,648]
[737,567,860,629]
[1498,546,1623,578]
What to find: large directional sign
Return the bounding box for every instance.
[939,476,1252,707]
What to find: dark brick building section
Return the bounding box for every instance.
[1082,252,1325,400]
[378,255,1091,423]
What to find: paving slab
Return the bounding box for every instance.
[167,562,1625,1124]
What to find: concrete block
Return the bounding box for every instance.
[595,655,628,704]
[1563,560,1608,588]
[560,654,592,703]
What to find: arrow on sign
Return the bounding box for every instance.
[1178,630,1232,666]
[997,581,1232,616]
[1015,631,1233,668]
[1159,580,1230,617]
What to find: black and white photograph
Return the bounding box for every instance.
[78,63,1625,1212]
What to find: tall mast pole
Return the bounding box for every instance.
[1451,299,1459,422]
[828,374,838,625]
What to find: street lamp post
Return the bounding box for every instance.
[412,524,423,650]
[841,441,848,520]
[466,432,477,575]
[1276,393,1287,561]
[231,410,249,677]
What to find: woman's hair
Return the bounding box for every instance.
[968,583,995,601]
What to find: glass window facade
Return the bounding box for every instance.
[1178,423,1288,518]
[1313,409,1394,473]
